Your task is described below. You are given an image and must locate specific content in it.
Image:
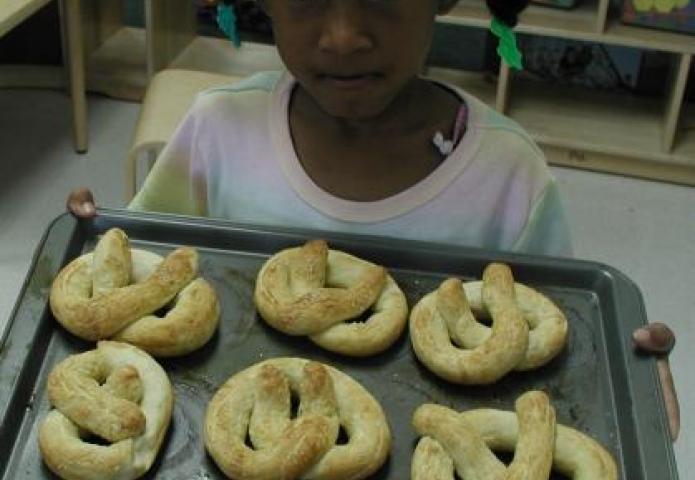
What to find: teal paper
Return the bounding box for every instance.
[217,3,241,48]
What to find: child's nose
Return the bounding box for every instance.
[317,4,373,55]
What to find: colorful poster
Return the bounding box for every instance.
[622,0,695,34]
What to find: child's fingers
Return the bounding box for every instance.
[632,322,675,354]
[656,357,680,441]
[632,323,679,441]
[66,187,97,218]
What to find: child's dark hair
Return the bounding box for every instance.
[485,0,531,27]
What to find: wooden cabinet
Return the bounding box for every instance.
[79,0,694,184]
[438,0,694,184]
[79,0,281,101]
[1,0,87,152]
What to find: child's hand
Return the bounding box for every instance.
[633,323,679,441]
[66,187,97,218]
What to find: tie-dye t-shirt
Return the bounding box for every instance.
[130,71,572,257]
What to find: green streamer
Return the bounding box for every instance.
[217,3,241,48]
[491,17,523,70]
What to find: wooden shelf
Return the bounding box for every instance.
[75,0,694,185]
[439,0,695,55]
[86,26,148,101]
[169,36,284,77]
[510,82,695,184]
[436,1,695,184]
[603,19,695,55]
[1,0,87,151]
[84,27,283,101]
[430,65,687,166]
[0,0,51,37]
[426,68,695,185]
[510,81,665,160]
[441,0,600,39]
[673,104,695,160]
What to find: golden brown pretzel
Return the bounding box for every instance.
[39,341,173,480]
[204,358,391,480]
[50,228,220,357]
[254,240,408,356]
[412,390,618,480]
[409,263,568,384]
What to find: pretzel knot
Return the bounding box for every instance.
[254,240,408,356]
[50,228,220,357]
[412,390,618,480]
[410,263,568,384]
[204,358,391,480]
[39,341,174,480]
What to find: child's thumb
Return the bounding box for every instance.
[633,323,675,355]
[67,188,97,218]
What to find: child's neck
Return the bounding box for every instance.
[289,78,462,202]
[294,78,434,138]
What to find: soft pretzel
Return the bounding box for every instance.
[412,390,618,480]
[50,228,220,357]
[410,263,567,384]
[254,240,408,356]
[205,357,391,480]
[39,341,173,480]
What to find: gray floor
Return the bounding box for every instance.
[1,89,693,476]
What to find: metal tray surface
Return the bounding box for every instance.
[0,210,679,480]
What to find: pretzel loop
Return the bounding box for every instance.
[50,228,220,357]
[255,240,408,356]
[39,341,174,480]
[205,358,391,480]
[412,391,618,480]
[410,263,568,384]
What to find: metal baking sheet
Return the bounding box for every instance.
[0,209,679,479]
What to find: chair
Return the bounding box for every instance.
[0,0,87,152]
[124,68,242,201]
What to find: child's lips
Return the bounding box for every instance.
[317,72,383,90]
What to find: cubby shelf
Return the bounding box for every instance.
[429,66,695,185]
[0,0,52,38]
[438,0,694,184]
[84,26,282,101]
[78,0,695,185]
[440,0,695,55]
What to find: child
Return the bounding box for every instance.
[68,0,678,437]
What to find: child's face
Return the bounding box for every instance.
[264,0,454,121]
